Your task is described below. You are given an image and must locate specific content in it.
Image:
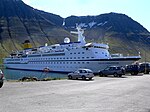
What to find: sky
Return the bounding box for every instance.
[22,0,150,31]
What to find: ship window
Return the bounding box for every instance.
[70,53,72,54]
[87,62,89,64]
[74,57,76,59]
[74,53,76,54]
[74,62,76,64]
[78,52,80,54]
[82,57,84,59]
[82,62,85,64]
[67,57,69,59]
[70,57,72,59]
[87,57,89,59]
[95,52,98,54]
[78,57,80,59]
[91,57,94,58]
[78,62,80,64]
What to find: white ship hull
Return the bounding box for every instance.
[4,57,140,73]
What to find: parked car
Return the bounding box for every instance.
[139,62,150,74]
[125,64,140,75]
[98,66,125,77]
[68,69,94,80]
[0,69,4,88]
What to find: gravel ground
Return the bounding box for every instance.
[0,74,150,112]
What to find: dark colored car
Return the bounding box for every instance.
[125,64,140,75]
[139,62,150,74]
[0,69,4,88]
[98,66,125,77]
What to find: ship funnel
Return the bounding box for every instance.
[23,40,32,49]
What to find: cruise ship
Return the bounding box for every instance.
[3,27,141,73]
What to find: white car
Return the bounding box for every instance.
[68,69,94,80]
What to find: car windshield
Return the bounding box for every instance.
[104,67,110,70]
[116,67,121,70]
[87,70,93,73]
[74,71,79,73]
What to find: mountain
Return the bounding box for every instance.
[64,13,149,33]
[0,0,72,60]
[63,13,150,61]
[0,0,150,63]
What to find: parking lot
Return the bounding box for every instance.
[0,74,150,112]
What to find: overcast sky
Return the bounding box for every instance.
[22,0,150,31]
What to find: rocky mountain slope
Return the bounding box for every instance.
[63,13,150,61]
[0,0,72,60]
[0,0,150,63]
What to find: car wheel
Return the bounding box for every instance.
[68,75,72,79]
[99,72,103,77]
[134,72,138,75]
[131,72,134,75]
[119,74,122,77]
[89,77,92,80]
[0,82,3,88]
[82,76,86,80]
[114,73,118,77]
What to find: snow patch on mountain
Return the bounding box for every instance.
[88,21,97,28]
[79,23,88,28]
[97,21,108,26]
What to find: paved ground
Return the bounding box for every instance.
[0,74,150,112]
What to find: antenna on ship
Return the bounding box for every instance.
[70,25,86,44]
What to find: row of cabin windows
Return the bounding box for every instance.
[27,57,94,61]
[70,52,85,55]
[70,52,105,54]
[29,61,90,64]
[8,52,106,61]
[8,56,95,62]
[7,57,94,62]
[45,66,87,69]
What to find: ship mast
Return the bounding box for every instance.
[71,26,86,44]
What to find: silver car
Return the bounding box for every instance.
[0,69,4,88]
[68,69,94,80]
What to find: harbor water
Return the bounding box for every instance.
[2,69,67,80]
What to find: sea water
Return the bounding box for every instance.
[2,69,67,80]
